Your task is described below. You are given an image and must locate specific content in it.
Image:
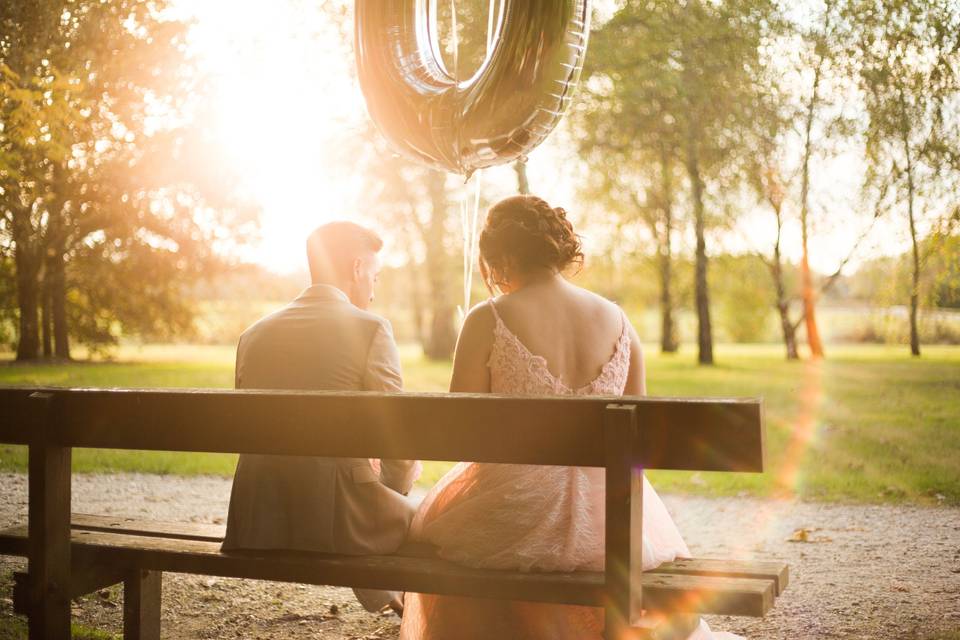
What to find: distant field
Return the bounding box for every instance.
[1,343,958,504]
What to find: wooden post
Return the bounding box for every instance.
[124,570,162,640]
[27,391,72,640]
[604,403,642,639]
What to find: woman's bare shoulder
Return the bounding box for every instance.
[461,299,497,336]
[570,284,628,323]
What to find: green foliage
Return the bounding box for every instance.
[926,230,960,308]
[0,0,259,359]
[0,614,118,640]
[847,229,960,310]
[713,255,775,343]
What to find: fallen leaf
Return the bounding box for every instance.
[787,527,833,543]
[788,528,811,542]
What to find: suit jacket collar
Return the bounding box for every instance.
[296,284,351,304]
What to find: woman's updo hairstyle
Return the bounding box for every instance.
[479,195,584,292]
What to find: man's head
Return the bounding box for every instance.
[306,222,383,309]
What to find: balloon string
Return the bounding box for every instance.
[459,169,483,321]
[457,2,494,320]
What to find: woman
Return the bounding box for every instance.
[400,195,741,640]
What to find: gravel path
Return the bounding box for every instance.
[1,473,958,639]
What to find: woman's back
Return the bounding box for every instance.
[450,274,645,398]
[487,278,630,395]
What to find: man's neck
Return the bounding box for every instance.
[304,283,351,304]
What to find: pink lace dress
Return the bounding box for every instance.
[399,302,743,640]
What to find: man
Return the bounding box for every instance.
[222,221,419,612]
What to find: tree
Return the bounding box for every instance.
[850,0,960,356]
[355,132,461,359]
[0,0,256,359]
[576,145,682,354]
[748,150,892,359]
[793,1,846,359]
[743,0,907,361]
[577,0,777,364]
[751,163,801,359]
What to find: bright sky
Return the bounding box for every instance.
[179,0,930,276]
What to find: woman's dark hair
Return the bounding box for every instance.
[478,195,584,291]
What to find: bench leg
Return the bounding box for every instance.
[27,392,72,640]
[604,404,642,639]
[124,570,161,640]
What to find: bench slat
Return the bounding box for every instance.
[1,516,789,596]
[649,558,789,596]
[69,513,225,543]
[0,519,776,617]
[0,388,763,471]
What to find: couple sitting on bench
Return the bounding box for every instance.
[222,194,741,640]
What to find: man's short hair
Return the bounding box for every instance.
[306,222,383,284]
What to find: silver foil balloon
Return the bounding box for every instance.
[355,0,591,176]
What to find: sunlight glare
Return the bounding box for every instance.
[181,0,364,272]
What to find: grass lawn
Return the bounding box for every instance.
[1,342,957,504]
[0,619,115,640]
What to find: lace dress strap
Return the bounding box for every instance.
[487,298,503,324]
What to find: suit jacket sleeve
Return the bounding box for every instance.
[363,320,420,495]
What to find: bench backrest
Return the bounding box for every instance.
[0,386,765,637]
[0,387,763,471]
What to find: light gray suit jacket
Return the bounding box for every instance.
[221,285,419,556]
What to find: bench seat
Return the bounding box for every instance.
[0,514,787,618]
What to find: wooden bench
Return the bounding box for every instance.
[0,387,787,640]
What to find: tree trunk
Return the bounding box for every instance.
[49,245,70,360]
[41,280,52,358]
[514,158,530,195]
[43,163,72,360]
[13,221,40,361]
[685,134,713,365]
[40,282,53,359]
[423,170,456,360]
[800,60,826,359]
[770,208,799,360]
[658,149,678,353]
[53,165,72,358]
[799,241,823,358]
[777,301,799,360]
[902,119,921,357]
[908,210,921,357]
[775,279,799,360]
[658,249,677,354]
[410,261,427,346]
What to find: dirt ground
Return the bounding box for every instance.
[1,472,958,639]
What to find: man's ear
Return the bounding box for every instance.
[352,256,363,282]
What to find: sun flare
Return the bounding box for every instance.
[180,0,364,272]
